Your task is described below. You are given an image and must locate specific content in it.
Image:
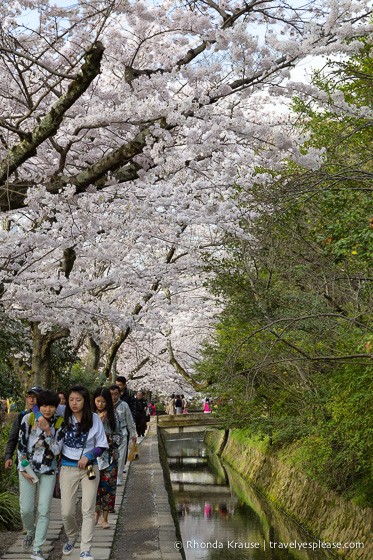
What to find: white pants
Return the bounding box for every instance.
[60,465,99,553]
[117,428,128,480]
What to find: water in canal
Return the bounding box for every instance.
[164,432,334,560]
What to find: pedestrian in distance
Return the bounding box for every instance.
[165,395,175,415]
[57,389,67,405]
[115,376,137,461]
[135,391,148,437]
[204,398,212,413]
[175,395,183,415]
[181,394,188,411]
[92,387,122,529]
[115,376,136,419]
[18,390,65,560]
[148,401,156,416]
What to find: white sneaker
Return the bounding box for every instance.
[31,551,45,560]
[117,479,122,486]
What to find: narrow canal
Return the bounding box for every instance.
[163,432,334,560]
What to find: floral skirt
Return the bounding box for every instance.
[96,458,118,512]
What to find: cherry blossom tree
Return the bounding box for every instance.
[0,0,372,389]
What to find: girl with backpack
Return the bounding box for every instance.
[18,390,65,560]
[92,387,122,529]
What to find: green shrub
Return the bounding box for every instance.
[0,425,19,493]
[59,361,107,395]
[0,491,21,530]
[0,425,21,532]
[187,402,203,411]
[155,402,165,412]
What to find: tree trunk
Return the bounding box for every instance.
[31,322,52,388]
[111,355,118,385]
[102,327,131,378]
[30,322,70,388]
[85,336,101,373]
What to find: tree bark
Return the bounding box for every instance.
[111,355,118,385]
[102,326,131,378]
[31,322,53,387]
[85,336,101,373]
[30,322,70,387]
[52,126,153,194]
[127,357,150,381]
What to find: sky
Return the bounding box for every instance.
[17,0,325,82]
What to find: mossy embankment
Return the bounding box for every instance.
[204,429,372,560]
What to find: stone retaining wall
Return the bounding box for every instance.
[205,430,372,560]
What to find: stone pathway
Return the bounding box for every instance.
[111,422,181,560]
[0,419,182,560]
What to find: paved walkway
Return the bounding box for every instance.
[1,419,182,560]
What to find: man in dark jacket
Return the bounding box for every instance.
[4,385,44,469]
[116,376,136,419]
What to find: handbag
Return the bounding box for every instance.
[127,442,140,461]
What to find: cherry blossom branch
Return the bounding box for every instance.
[127,357,150,381]
[51,124,155,194]
[167,339,213,390]
[0,41,104,208]
[101,226,188,377]
[0,46,79,80]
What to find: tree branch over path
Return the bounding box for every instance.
[127,357,150,381]
[167,339,213,391]
[52,125,155,194]
[0,41,104,210]
[101,226,188,378]
[0,46,79,80]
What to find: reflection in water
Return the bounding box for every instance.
[168,457,208,466]
[164,433,333,560]
[170,470,224,485]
